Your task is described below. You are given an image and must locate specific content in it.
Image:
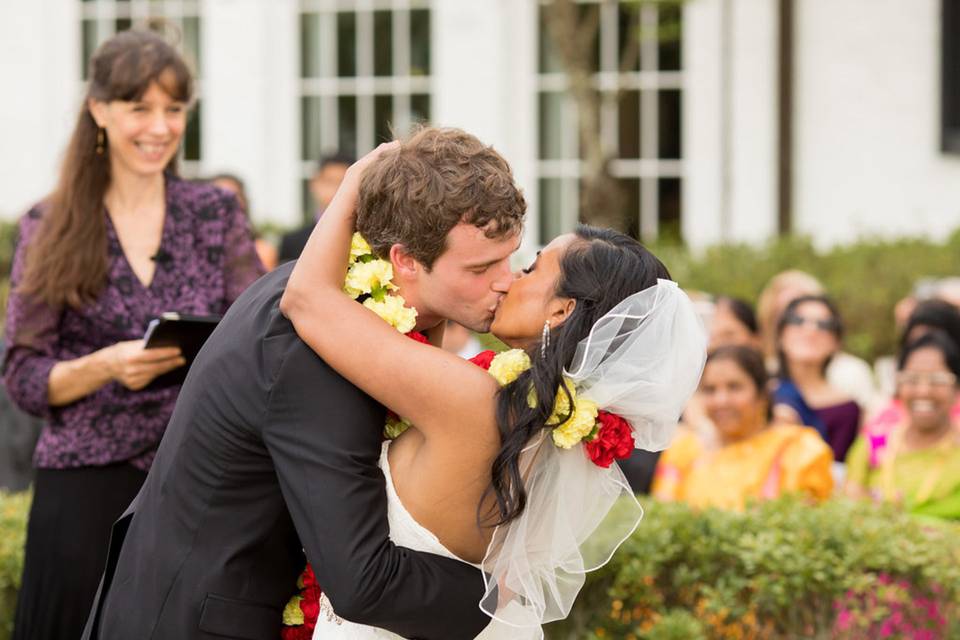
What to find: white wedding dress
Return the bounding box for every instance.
[311,442,522,640]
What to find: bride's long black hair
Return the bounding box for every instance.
[483,225,670,527]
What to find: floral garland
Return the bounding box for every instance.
[282,236,635,637]
[475,348,635,467]
[344,233,418,334]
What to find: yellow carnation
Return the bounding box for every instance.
[384,414,412,440]
[488,349,532,386]
[282,595,305,625]
[350,232,373,259]
[363,294,418,334]
[551,394,599,449]
[344,259,394,299]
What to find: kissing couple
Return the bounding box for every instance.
[83,127,707,639]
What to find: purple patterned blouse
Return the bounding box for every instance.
[2,174,265,471]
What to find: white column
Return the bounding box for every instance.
[683,0,778,249]
[202,0,300,227]
[0,0,80,220]
[432,0,540,251]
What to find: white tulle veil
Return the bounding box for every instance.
[478,279,707,637]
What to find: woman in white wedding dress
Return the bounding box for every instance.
[281,140,706,639]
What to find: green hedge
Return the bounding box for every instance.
[649,231,960,362]
[2,492,957,639]
[545,496,960,640]
[0,492,29,639]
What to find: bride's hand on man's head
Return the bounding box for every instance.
[342,140,401,193]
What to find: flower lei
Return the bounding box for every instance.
[343,233,418,334]
[477,348,635,467]
[281,237,634,636]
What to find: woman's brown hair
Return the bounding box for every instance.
[18,29,193,308]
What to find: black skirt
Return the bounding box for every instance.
[12,463,146,640]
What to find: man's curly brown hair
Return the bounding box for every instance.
[356,127,526,269]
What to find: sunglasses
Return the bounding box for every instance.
[896,371,958,389]
[783,314,840,334]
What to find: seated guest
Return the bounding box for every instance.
[867,299,960,435]
[772,295,861,462]
[210,172,278,270]
[684,295,762,438]
[757,270,878,411]
[653,346,833,510]
[708,296,761,352]
[846,331,960,521]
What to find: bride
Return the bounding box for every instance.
[280,141,706,638]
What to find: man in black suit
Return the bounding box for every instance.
[278,152,354,264]
[82,129,525,640]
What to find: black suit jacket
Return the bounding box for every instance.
[278,225,314,264]
[83,263,490,640]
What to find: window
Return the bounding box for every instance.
[299,0,432,219]
[79,0,203,175]
[943,0,960,153]
[537,0,683,242]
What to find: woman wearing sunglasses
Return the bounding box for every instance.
[772,295,862,462]
[845,331,960,521]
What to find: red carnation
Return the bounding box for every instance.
[405,331,429,345]
[585,411,635,468]
[469,350,497,370]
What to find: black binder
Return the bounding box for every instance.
[143,312,221,387]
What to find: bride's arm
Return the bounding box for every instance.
[280,145,500,446]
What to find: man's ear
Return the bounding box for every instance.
[389,243,420,279]
[87,98,108,128]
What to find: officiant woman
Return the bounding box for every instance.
[2,29,264,639]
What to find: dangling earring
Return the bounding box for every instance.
[541,320,551,359]
[96,128,106,155]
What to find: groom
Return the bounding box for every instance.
[82,128,526,640]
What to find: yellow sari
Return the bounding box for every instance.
[652,424,834,510]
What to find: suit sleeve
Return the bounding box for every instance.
[261,335,491,640]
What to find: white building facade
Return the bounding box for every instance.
[1,0,958,249]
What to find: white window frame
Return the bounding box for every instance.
[536,0,683,242]
[298,0,432,218]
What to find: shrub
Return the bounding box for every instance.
[545,496,960,640]
[650,231,960,361]
[0,491,29,639]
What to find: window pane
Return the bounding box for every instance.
[658,178,682,242]
[183,16,201,75]
[618,178,641,239]
[538,7,563,74]
[538,92,564,160]
[338,95,357,157]
[374,10,393,77]
[411,93,430,125]
[539,178,564,244]
[374,94,393,144]
[658,4,682,71]
[618,90,640,159]
[618,3,641,72]
[301,96,322,161]
[337,12,357,77]
[410,9,430,76]
[300,13,320,78]
[184,101,202,161]
[82,19,98,79]
[658,90,682,159]
[302,178,314,224]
